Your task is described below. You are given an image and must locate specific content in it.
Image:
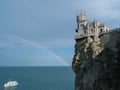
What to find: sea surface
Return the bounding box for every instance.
[0,67,75,90]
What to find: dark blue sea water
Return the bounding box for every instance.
[0,67,75,90]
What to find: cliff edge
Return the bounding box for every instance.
[72,29,120,90]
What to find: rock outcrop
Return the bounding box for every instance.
[72,29,120,90]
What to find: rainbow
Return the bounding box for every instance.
[4,34,70,66]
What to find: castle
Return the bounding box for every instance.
[75,13,109,40]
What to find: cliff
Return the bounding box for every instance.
[72,29,120,90]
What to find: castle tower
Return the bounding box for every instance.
[93,19,98,33]
[76,12,87,29]
[75,12,88,38]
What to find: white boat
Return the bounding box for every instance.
[4,80,18,88]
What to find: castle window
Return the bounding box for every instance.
[91,29,93,33]
[100,29,102,33]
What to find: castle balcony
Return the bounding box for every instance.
[74,34,85,39]
[75,33,95,40]
[75,31,109,40]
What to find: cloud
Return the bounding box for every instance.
[0,54,4,57]
[74,0,120,19]
[41,38,75,49]
[0,42,14,48]
[0,34,28,48]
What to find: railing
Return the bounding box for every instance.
[75,33,95,39]
[74,28,120,40]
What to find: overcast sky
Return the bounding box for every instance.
[0,0,120,66]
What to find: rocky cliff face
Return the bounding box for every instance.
[72,29,120,90]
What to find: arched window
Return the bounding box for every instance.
[106,29,108,32]
[91,29,93,33]
[100,29,102,33]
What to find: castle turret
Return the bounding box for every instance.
[76,12,87,36]
[77,13,86,23]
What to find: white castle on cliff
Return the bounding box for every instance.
[75,12,109,40]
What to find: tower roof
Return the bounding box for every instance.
[77,12,86,22]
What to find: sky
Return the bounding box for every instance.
[0,0,120,66]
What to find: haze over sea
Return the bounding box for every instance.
[0,66,74,90]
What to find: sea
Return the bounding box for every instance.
[0,67,75,90]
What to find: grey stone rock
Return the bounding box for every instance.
[72,29,120,90]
